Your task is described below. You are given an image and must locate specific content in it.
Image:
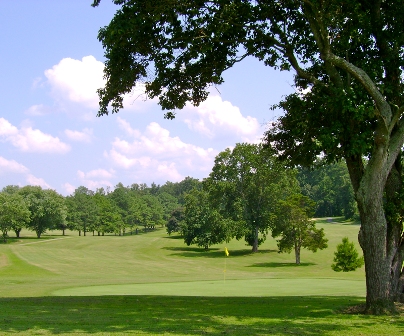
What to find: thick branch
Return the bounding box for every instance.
[326,54,392,127]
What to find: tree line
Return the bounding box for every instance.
[0,177,199,241]
[0,154,355,248]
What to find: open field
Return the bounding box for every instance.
[0,220,403,335]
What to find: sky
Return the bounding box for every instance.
[0,0,295,195]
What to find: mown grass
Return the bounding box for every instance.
[0,221,403,335]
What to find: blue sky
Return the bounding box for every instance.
[0,1,294,195]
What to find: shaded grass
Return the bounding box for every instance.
[1,296,403,335]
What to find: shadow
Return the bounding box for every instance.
[163,247,278,258]
[163,235,183,239]
[0,296,400,335]
[248,262,316,268]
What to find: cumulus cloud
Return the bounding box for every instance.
[45,55,105,109]
[0,156,29,174]
[62,183,76,195]
[0,118,70,154]
[105,119,217,182]
[64,128,93,143]
[44,56,153,113]
[76,168,115,190]
[0,156,52,189]
[179,95,261,142]
[26,174,52,189]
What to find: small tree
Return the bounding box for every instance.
[272,194,328,264]
[332,237,364,272]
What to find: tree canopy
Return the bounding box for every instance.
[92,0,404,313]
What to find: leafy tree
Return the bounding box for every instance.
[297,161,356,219]
[0,192,30,242]
[332,237,364,272]
[1,185,27,237]
[206,143,297,252]
[93,190,124,235]
[65,186,98,236]
[142,194,164,229]
[157,192,179,223]
[182,189,232,250]
[272,194,328,264]
[108,183,133,234]
[19,186,67,238]
[92,0,404,312]
[166,207,184,235]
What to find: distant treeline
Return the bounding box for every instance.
[0,158,355,244]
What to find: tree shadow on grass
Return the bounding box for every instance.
[0,296,401,335]
[163,235,183,239]
[163,247,278,258]
[248,262,316,268]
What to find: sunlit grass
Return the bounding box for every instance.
[0,221,402,335]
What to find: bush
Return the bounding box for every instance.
[331,237,364,272]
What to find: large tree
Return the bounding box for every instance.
[182,188,232,250]
[205,143,297,252]
[19,186,67,238]
[92,1,404,312]
[0,192,30,242]
[66,186,99,236]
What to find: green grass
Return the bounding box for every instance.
[0,221,403,335]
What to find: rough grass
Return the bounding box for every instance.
[0,221,403,335]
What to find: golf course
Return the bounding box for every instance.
[0,218,403,335]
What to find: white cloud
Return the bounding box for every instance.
[0,156,29,174]
[26,174,52,189]
[105,119,217,182]
[45,55,105,110]
[24,104,52,116]
[76,169,115,191]
[179,95,261,142]
[62,183,76,195]
[0,118,70,154]
[64,128,93,143]
[44,56,154,113]
[0,156,52,190]
[117,117,141,137]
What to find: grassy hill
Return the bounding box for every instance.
[0,219,403,335]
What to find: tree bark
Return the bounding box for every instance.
[347,152,404,313]
[14,228,21,238]
[294,242,301,265]
[252,226,259,252]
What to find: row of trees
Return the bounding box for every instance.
[168,143,328,264]
[0,178,201,241]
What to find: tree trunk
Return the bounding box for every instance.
[348,153,404,314]
[252,226,259,252]
[294,242,301,265]
[14,228,21,238]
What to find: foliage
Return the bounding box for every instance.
[0,192,30,242]
[93,190,124,235]
[65,186,98,236]
[272,194,328,264]
[18,186,67,238]
[332,237,364,272]
[205,143,298,252]
[166,207,184,235]
[182,189,232,249]
[297,161,356,219]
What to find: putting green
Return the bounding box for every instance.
[53,278,365,297]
